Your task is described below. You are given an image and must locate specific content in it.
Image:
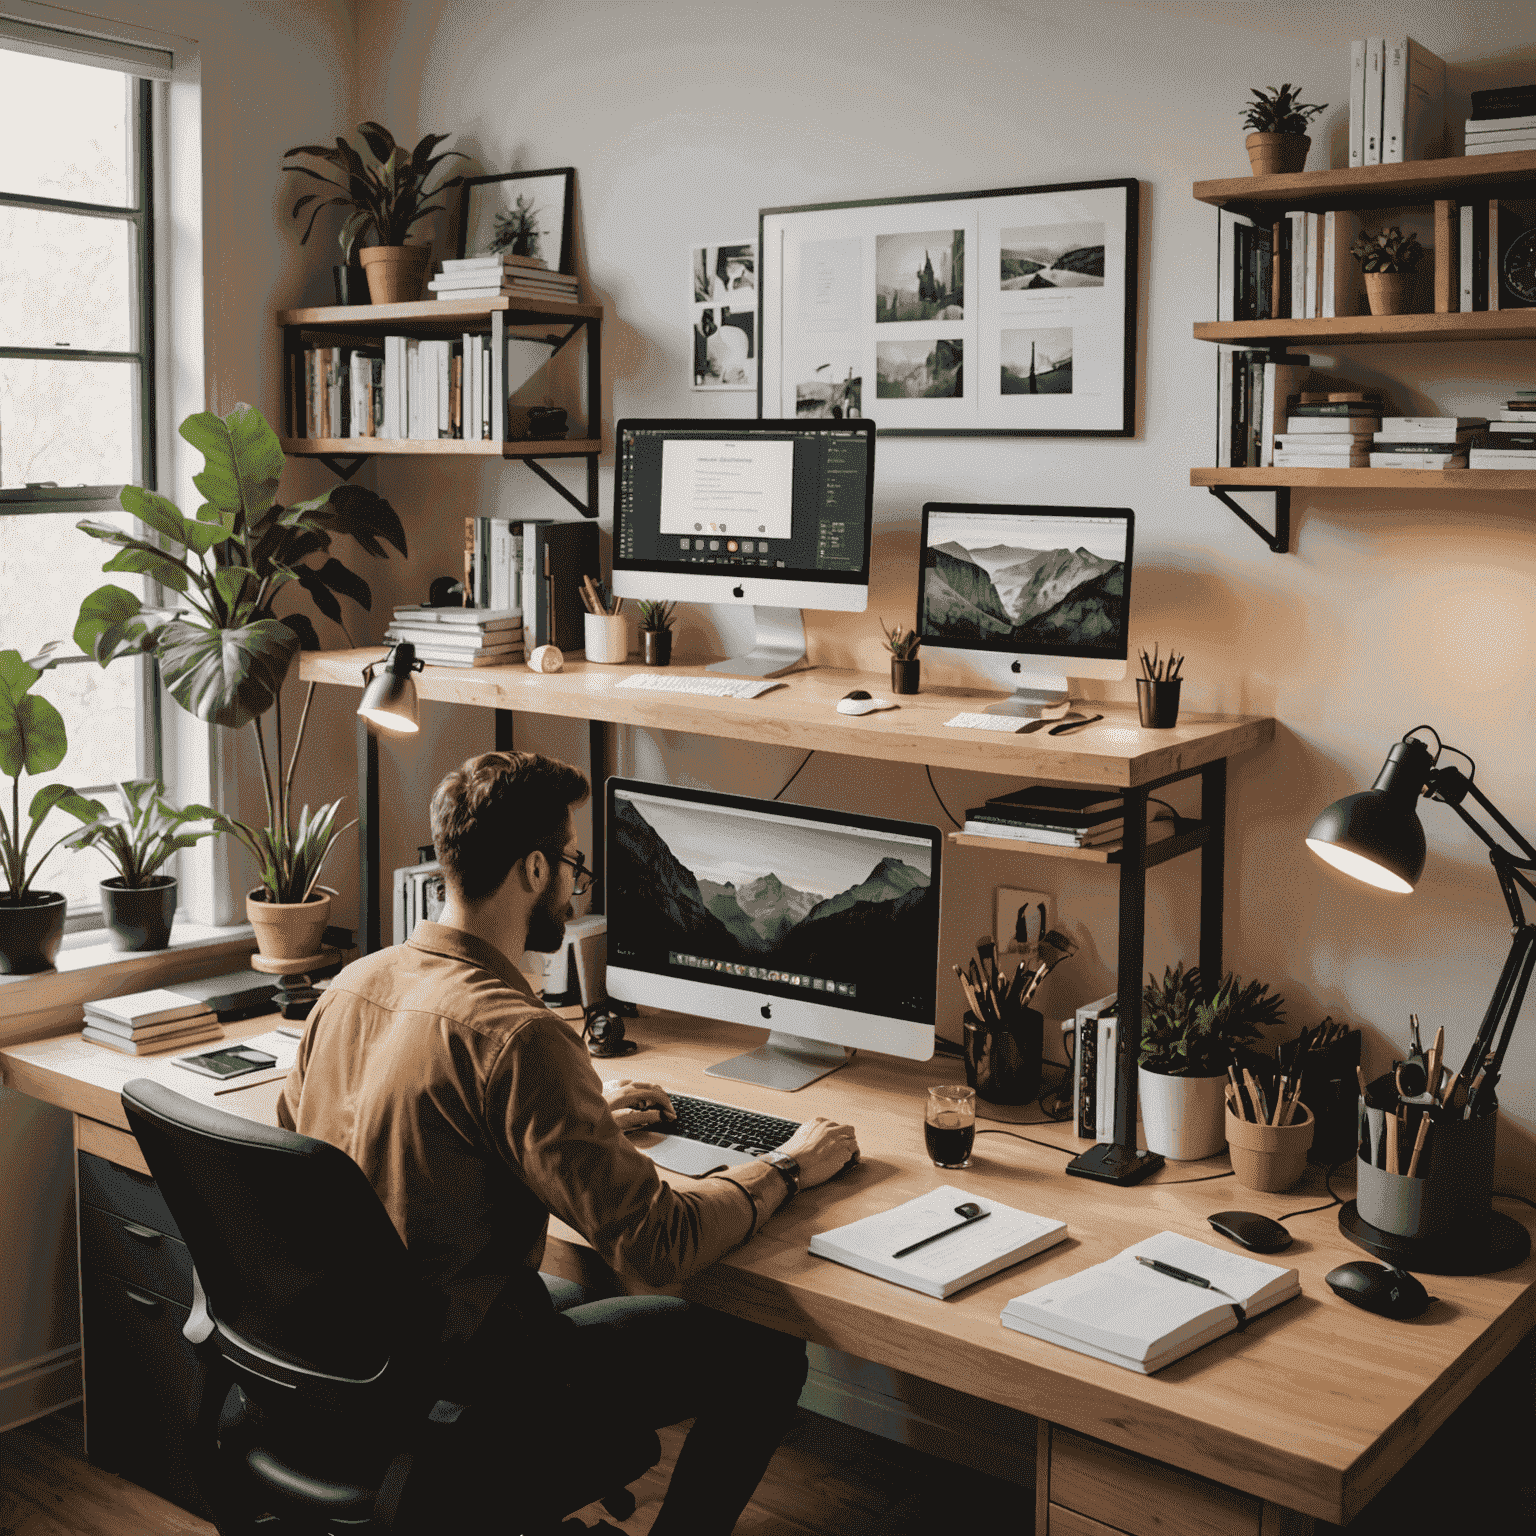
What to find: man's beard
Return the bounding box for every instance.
[526,883,572,953]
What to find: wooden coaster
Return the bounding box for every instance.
[250,947,339,976]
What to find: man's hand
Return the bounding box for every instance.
[774,1116,860,1189]
[602,1079,675,1133]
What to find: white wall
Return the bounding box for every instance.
[323,0,1536,1185]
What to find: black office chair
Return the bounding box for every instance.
[121,1079,659,1535]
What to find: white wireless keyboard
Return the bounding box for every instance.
[617,673,785,700]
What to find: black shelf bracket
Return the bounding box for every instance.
[1206,484,1290,553]
[523,456,597,518]
[317,455,369,482]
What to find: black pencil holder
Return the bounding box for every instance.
[962,1007,1043,1106]
[1136,677,1181,728]
[1290,1030,1362,1166]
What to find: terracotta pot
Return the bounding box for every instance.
[1364,270,1415,316]
[1226,1102,1314,1193]
[641,628,673,666]
[0,890,67,974]
[1245,132,1310,176]
[358,245,431,305]
[1138,1067,1229,1160]
[247,885,334,962]
[100,875,177,952]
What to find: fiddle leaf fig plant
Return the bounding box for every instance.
[1139,962,1286,1077]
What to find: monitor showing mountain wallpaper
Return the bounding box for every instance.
[606,779,942,1088]
[917,503,1133,716]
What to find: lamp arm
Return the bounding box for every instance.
[1461,924,1536,1115]
[1432,769,1536,926]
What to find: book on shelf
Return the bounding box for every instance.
[1371,437,1482,452]
[1465,130,1536,155]
[807,1185,1067,1300]
[521,519,601,652]
[1217,351,1310,468]
[443,252,552,272]
[1368,452,1466,469]
[1382,38,1445,163]
[999,1230,1301,1374]
[1469,449,1536,467]
[1348,39,1367,168]
[1466,112,1536,134]
[1072,992,1118,1139]
[986,786,1124,815]
[1434,200,1459,313]
[962,812,1176,849]
[1273,433,1373,451]
[1217,212,1271,323]
[1273,452,1371,469]
[1362,37,1385,165]
[1321,210,1363,318]
[1469,84,1536,118]
[83,987,216,1030]
[1380,415,1487,432]
[972,800,1126,831]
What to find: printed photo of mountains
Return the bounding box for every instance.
[922,525,1126,648]
[609,792,938,1019]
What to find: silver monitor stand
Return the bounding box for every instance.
[985,670,1071,718]
[705,1031,851,1091]
[707,606,808,679]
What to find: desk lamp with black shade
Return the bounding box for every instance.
[1306,725,1533,1273]
[358,641,424,736]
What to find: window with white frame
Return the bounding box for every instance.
[0,28,167,920]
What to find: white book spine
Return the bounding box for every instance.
[1215,350,1231,469]
[1404,42,1445,161]
[1304,212,1321,319]
[1382,37,1408,163]
[1217,211,1236,324]
[1322,212,1337,318]
[438,340,451,437]
[1364,38,1385,164]
[1348,39,1366,168]
[489,519,511,611]
[1460,203,1475,310]
[1095,1016,1118,1142]
[1466,112,1536,134]
[1288,211,1306,318]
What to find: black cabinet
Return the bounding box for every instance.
[77,1150,210,1516]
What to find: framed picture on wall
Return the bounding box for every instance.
[758,178,1138,435]
[691,240,757,390]
[456,167,576,273]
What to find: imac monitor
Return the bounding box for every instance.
[611,418,875,677]
[917,502,1134,717]
[605,777,940,1091]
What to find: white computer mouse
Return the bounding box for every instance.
[836,693,897,716]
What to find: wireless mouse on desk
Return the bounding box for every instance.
[1208,1210,1292,1253]
[837,690,897,716]
[1325,1261,1431,1319]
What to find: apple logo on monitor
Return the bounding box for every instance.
[760,1004,772,1019]
[1011,660,1022,673]
[733,585,745,598]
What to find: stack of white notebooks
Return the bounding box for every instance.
[809,1185,1067,1300]
[82,988,223,1055]
[383,604,524,666]
[1001,1230,1300,1374]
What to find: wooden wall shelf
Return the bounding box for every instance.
[1193,466,1536,491]
[281,437,603,460]
[1194,311,1536,347]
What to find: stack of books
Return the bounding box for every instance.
[1347,37,1445,166]
[81,988,223,1055]
[1272,392,1384,469]
[1369,415,1485,469]
[383,604,524,667]
[1214,353,1311,468]
[428,254,580,304]
[963,787,1175,850]
[1470,391,1536,468]
[1464,84,1536,156]
[1215,211,1364,325]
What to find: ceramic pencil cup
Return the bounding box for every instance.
[1225,1102,1313,1193]
[584,612,629,664]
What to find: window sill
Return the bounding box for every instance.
[0,921,257,1047]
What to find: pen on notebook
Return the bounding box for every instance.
[892,1209,990,1258]
[1133,1255,1247,1324]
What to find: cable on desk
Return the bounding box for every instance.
[1493,1190,1536,1211]
[976,1126,1073,1154]
[1275,1159,1348,1221]
[924,765,961,828]
[773,750,815,801]
[1156,1168,1236,1185]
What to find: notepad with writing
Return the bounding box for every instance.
[808,1185,1067,1300]
[1000,1230,1300,1374]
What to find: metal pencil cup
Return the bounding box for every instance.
[962,1008,1042,1106]
[1356,1099,1497,1242]
[1136,677,1181,728]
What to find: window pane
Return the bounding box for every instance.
[0,205,134,349]
[0,358,137,488]
[0,51,132,206]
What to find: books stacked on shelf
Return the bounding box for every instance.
[1368,415,1485,470]
[1217,211,1362,322]
[1215,353,1311,467]
[383,603,524,667]
[290,346,384,439]
[1271,391,1383,468]
[1463,83,1536,155]
[459,516,600,648]
[962,786,1176,850]
[1449,196,1536,312]
[81,988,223,1055]
[429,254,580,305]
[1347,37,1445,167]
[1470,391,1536,467]
[393,858,446,946]
[464,516,526,611]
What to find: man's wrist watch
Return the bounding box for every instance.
[758,1150,800,1197]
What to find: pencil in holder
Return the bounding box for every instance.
[1356,1095,1497,1243]
[962,1007,1043,1106]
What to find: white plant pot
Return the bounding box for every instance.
[1138,1067,1229,1161]
[584,612,629,664]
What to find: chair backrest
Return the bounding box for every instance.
[121,1078,440,1392]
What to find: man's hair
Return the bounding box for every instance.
[430,751,590,902]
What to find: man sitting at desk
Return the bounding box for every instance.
[278,750,859,1534]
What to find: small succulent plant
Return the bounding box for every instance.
[879,619,921,660]
[1241,84,1327,136]
[636,599,676,632]
[1349,226,1425,273]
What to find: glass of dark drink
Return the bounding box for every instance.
[924,1084,976,1169]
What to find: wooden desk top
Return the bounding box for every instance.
[300,649,1272,789]
[8,1008,1531,1524]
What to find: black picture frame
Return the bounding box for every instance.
[455,167,576,274]
[758,177,1139,437]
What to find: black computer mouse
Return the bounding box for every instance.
[1208,1210,1293,1253]
[843,689,871,701]
[1325,1261,1431,1319]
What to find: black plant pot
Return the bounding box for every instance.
[332,264,367,306]
[891,657,920,694]
[642,629,673,666]
[0,890,67,974]
[100,875,177,952]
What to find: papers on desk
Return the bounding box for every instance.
[809,1185,1067,1299]
[944,712,1033,732]
[1000,1231,1300,1374]
[171,1029,299,1094]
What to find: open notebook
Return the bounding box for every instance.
[1000,1230,1300,1373]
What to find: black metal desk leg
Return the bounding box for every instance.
[357,721,380,954]
[495,709,515,752]
[589,719,606,915]
[1199,759,1227,986]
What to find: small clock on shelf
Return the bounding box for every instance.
[1502,227,1536,306]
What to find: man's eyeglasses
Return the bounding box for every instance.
[553,849,594,897]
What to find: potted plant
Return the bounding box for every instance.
[73,403,408,960]
[1240,84,1326,175]
[636,600,676,666]
[1349,226,1425,316]
[0,648,96,973]
[1138,963,1285,1160]
[881,619,921,694]
[62,779,220,952]
[282,122,468,305]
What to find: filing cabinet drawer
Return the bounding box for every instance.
[79,1200,194,1307]
[78,1148,183,1240]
